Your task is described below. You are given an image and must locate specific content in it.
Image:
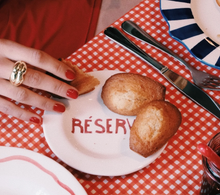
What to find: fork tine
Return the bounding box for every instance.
[204,76,220,83]
[210,79,220,83]
[208,75,220,81]
[200,82,220,89]
[203,79,220,85]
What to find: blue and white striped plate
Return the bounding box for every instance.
[160,0,220,69]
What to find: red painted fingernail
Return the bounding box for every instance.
[53,103,66,112]
[29,117,41,124]
[65,70,75,80]
[67,89,78,99]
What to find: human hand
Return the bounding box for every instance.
[0,39,78,124]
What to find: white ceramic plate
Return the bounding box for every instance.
[0,146,87,195]
[43,70,166,176]
[160,0,220,69]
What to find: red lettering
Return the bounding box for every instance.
[72,118,134,134]
[85,116,92,133]
[95,119,105,133]
[126,118,133,129]
[72,118,83,133]
[115,119,127,134]
[106,119,113,133]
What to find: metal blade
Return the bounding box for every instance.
[163,68,220,118]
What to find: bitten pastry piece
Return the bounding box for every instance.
[130,100,182,158]
[63,59,100,95]
[101,73,166,116]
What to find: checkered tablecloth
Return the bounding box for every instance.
[1,0,220,194]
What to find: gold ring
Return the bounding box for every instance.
[10,61,27,87]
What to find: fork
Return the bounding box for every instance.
[121,20,220,90]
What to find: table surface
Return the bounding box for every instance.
[1,0,220,194]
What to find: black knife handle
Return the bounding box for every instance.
[104,27,165,71]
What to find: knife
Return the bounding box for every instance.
[104,27,220,119]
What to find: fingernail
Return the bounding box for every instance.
[29,117,41,124]
[53,103,66,112]
[65,70,75,80]
[67,89,78,99]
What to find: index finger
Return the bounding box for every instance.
[0,39,75,81]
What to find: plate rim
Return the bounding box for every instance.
[160,0,220,69]
[0,146,87,195]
